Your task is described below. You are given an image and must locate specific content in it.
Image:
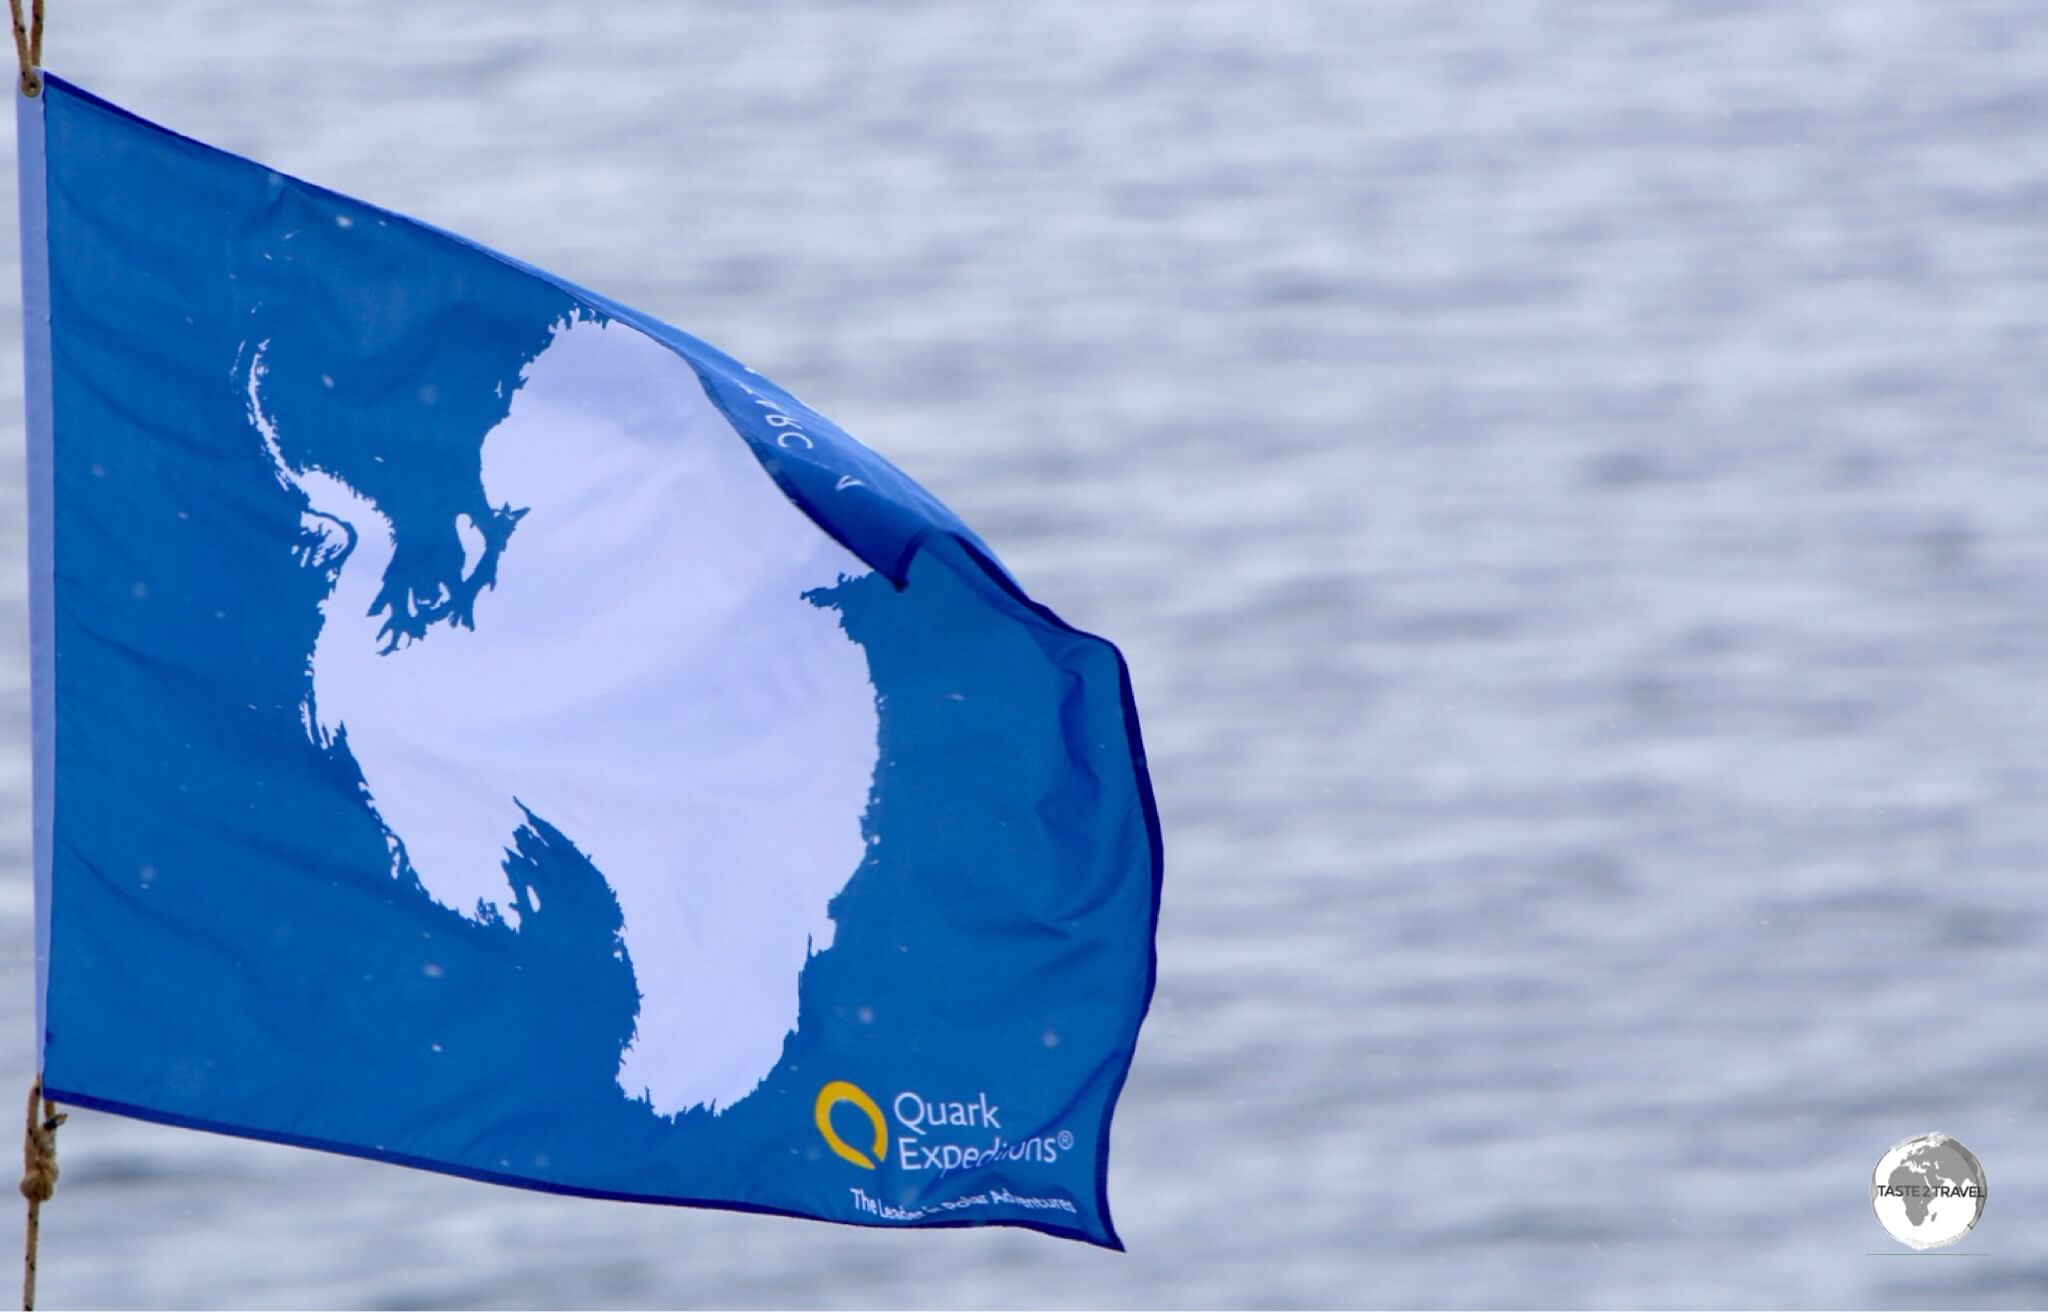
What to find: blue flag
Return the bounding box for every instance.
[17,74,1160,1248]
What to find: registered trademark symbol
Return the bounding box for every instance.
[1057,1130,1074,1151]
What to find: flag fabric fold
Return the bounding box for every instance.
[16,73,1161,1248]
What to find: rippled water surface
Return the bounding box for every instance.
[1,2,2046,1306]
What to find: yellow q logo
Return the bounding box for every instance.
[815,1081,888,1170]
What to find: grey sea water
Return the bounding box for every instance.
[0,1,2044,1306]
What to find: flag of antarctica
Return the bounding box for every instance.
[17,75,1161,1247]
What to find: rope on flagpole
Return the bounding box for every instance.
[18,1081,61,1312]
[8,0,41,97]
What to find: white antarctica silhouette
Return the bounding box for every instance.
[247,314,880,1117]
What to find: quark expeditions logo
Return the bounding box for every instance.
[1871,1133,1987,1250]
[814,1081,888,1169]
[814,1081,1073,1173]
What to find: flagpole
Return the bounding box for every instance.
[17,1083,59,1312]
[11,1,52,1302]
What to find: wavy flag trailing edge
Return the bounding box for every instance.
[16,73,1162,1248]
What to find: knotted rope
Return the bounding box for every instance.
[18,1081,61,1312]
[8,0,41,97]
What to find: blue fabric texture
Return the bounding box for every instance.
[22,73,1161,1248]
